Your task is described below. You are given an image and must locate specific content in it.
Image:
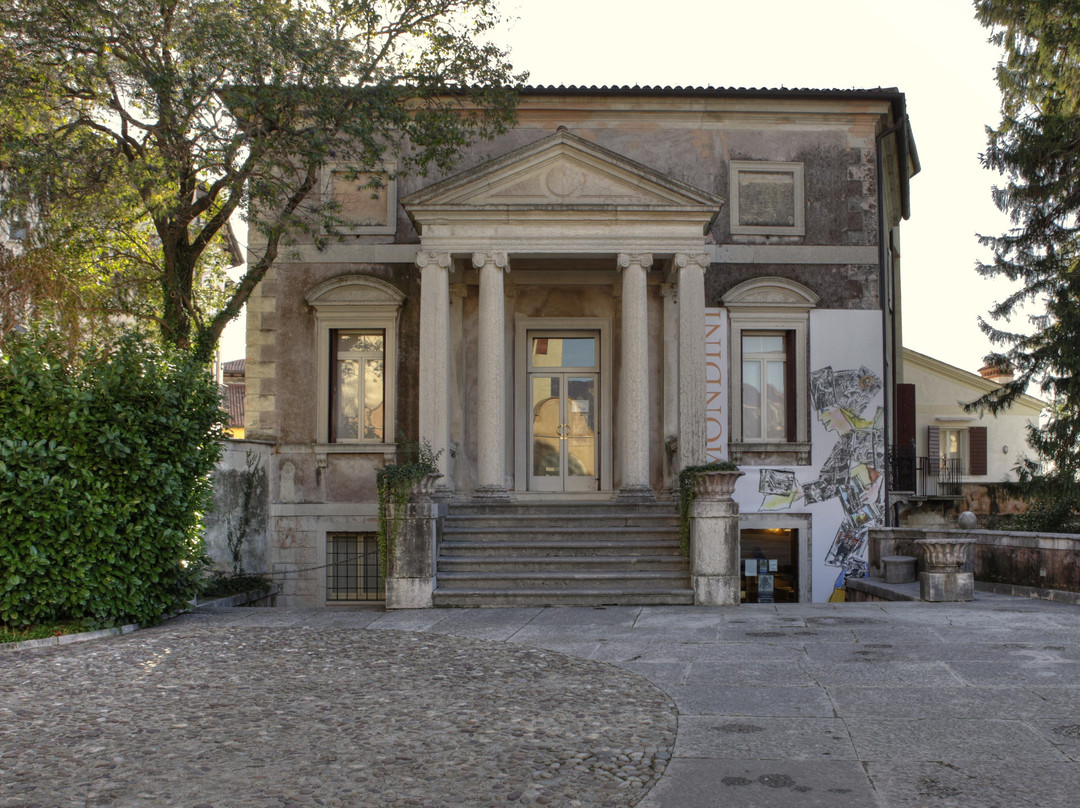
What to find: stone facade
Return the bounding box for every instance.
[245,86,918,606]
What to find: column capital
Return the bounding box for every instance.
[617,253,654,271]
[449,283,468,302]
[674,252,710,271]
[660,283,678,300]
[472,251,510,271]
[416,250,451,270]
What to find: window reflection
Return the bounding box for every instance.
[333,329,384,442]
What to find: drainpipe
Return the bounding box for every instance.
[875,112,911,527]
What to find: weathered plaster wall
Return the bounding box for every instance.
[706,264,880,311]
[204,440,272,574]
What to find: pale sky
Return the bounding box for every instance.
[222,0,1014,379]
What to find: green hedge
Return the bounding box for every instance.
[0,331,225,627]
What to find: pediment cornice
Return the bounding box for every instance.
[403,130,724,235]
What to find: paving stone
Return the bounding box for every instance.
[830,684,1046,719]
[847,717,1069,761]
[6,597,1080,807]
[637,759,876,808]
[674,716,857,760]
[948,658,1080,686]
[803,659,966,688]
[667,685,835,718]
[0,625,674,808]
[684,660,819,687]
[866,759,1080,807]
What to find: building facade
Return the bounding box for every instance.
[244,86,919,606]
[894,347,1045,526]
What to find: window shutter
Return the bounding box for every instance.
[895,384,916,449]
[927,426,940,476]
[785,331,797,442]
[969,426,988,476]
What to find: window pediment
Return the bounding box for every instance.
[722,277,819,310]
[305,275,405,311]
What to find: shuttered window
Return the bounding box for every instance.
[968,426,988,476]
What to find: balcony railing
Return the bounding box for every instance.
[889,447,965,498]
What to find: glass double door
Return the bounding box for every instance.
[528,332,599,492]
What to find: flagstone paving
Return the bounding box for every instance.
[2,592,1080,807]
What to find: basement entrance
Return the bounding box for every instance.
[740,528,799,603]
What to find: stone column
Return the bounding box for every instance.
[617,253,653,500]
[660,283,680,491]
[473,251,511,499]
[417,251,451,485]
[448,284,468,489]
[676,253,709,473]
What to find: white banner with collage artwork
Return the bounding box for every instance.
[708,308,886,602]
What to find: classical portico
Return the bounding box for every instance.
[403,131,722,499]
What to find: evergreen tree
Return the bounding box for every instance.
[973,0,1080,529]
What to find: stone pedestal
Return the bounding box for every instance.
[915,537,975,603]
[919,571,974,602]
[689,470,743,605]
[385,478,446,609]
[882,555,917,584]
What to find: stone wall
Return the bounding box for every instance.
[204,440,272,574]
[868,526,1080,593]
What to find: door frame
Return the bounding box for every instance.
[737,513,813,603]
[514,317,612,494]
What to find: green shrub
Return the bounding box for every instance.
[0,330,225,628]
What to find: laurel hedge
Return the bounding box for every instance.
[0,331,225,628]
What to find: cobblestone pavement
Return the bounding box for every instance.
[0,614,674,808]
[4,595,1080,807]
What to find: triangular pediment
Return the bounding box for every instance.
[404,130,724,213]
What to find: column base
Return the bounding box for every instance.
[615,485,655,503]
[919,571,974,602]
[431,484,455,504]
[385,577,434,609]
[694,575,740,606]
[472,485,514,502]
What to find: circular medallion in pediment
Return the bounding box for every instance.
[544,164,587,198]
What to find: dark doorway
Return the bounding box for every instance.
[740,528,799,603]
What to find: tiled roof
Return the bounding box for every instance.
[224,382,245,429]
[516,84,904,100]
[222,358,245,376]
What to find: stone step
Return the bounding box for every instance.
[440,540,684,557]
[442,525,679,542]
[446,515,681,529]
[436,570,691,591]
[448,502,678,518]
[438,555,690,573]
[432,588,695,607]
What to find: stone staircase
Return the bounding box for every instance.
[432,501,693,607]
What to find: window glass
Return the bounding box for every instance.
[742,333,787,442]
[333,329,384,442]
[531,337,596,368]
